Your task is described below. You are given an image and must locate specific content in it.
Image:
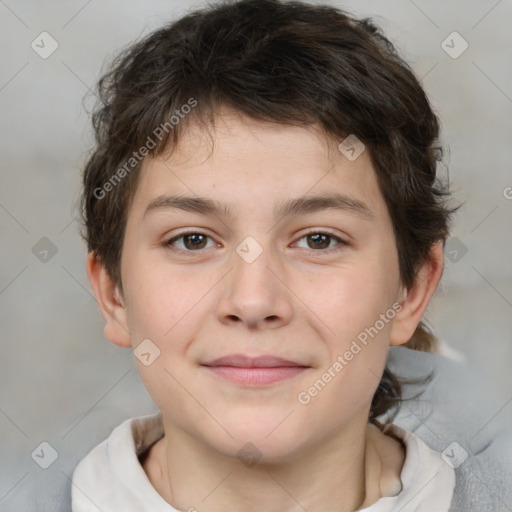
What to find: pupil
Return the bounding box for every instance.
[186,234,206,249]
[310,233,329,249]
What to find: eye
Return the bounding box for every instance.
[164,231,217,252]
[163,230,347,254]
[293,231,346,252]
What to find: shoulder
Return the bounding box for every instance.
[385,346,512,510]
[360,423,456,511]
[71,413,167,512]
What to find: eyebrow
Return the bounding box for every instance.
[143,193,374,221]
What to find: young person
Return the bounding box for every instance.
[73,0,460,510]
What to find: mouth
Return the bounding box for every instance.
[201,354,310,386]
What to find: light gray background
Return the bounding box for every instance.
[1,0,511,510]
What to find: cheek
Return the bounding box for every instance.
[298,276,394,429]
[300,261,396,401]
[309,262,396,340]
[126,265,201,420]
[125,258,202,338]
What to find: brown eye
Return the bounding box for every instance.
[307,233,331,249]
[165,232,215,252]
[294,231,346,252]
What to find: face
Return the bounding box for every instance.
[117,107,405,461]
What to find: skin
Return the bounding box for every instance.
[87,106,444,512]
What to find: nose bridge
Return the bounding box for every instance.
[232,236,275,291]
[232,234,278,301]
[215,234,293,328]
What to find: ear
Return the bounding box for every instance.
[86,251,132,348]
[389,241,444,346]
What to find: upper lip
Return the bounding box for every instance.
[202,354,308,368]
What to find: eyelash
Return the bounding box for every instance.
[163,230,347,255]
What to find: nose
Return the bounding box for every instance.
[214,240,294,331]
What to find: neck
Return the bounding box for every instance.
[144,417,404,512]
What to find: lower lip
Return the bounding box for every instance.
[203,366,307,386]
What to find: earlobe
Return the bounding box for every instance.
[389,241,444,346]
[86,252,132,348]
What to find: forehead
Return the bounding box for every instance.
[129,108,390,226]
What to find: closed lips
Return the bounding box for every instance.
[201,354,310,386]
[201,354,309,368]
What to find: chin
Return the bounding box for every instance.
[208,413,313,463]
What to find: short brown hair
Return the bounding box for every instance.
[79,0,459,423]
